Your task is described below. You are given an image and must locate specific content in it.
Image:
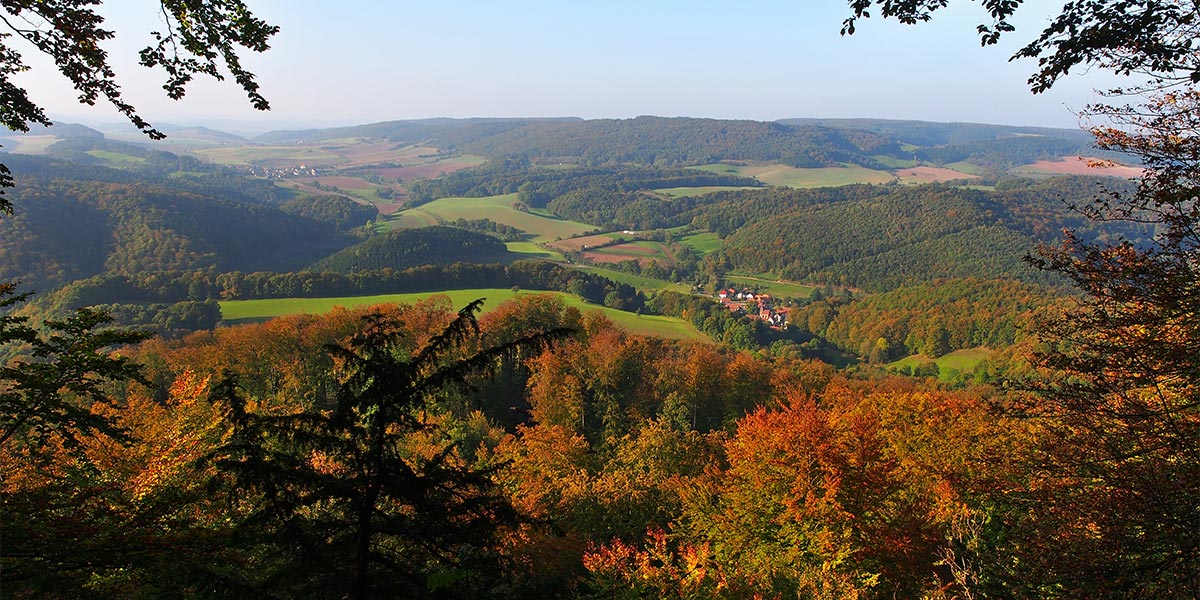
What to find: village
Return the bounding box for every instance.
[716,287,789,329]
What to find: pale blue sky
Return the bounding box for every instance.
[12,1,1117,131]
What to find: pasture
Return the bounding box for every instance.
[889,347,994,381]
[678,231,722,255]
[390,194,594,242]
[2,135,58,154]
[86,150,146,165]
[365,155,485,181]
[653,185,758,198]
[547,233,632,253]
[219,288,707,341]
[506,242,564,261]
[691,162,895,188]
[725,274,816,299]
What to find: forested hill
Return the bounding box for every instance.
[778,118,1091,146]
[254,116,897,168]
[252,117,570,145]
[308,227,513,273]
[0,168,359,292]
[702,176,1145,290]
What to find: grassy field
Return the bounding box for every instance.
[388,194,594,242]
[506,241,564,261]
[653,185,759,197]
[3,134,59,154]
[943,161,988,176]
[678,231,722,255]
[726,274,816,299]
[691,162,895,188]
[869,155,919,169]
[219,288,707,341]
[195,145,345,167]
[86,150,147,165]
[890,347,995,381]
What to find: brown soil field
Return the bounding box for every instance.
[1018,156,1144,178]
[548,234,620,252]
[596,243,658,256]
[895,166,979,183]
[582,252,658,266]
[368,161,477,181]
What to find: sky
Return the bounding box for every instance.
[10,1,1120,133]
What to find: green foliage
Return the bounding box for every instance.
[0,174,350,291]
[707,177,1146,290]
[792,278,1058,362]
[0,283,149,460]
[279,194,378,230]
[308,226,512,273]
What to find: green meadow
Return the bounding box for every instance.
[220,288,707,341]
[726,274,816,299]
[889,347,995,381]
[678,231,723,254]
[691,163,895,188]
[86,150,146,165]
[653,185,759,197]
[505,241,564,261]
[388,194,594,242]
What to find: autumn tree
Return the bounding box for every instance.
[1019,90,1200,597]
[204,302,568,599]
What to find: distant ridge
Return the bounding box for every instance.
[777,117,1092,147]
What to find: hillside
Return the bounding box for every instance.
[309,226,513,273]
[0,173,354,291]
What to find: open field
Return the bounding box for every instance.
[374,209,440,232]
[691,162,895,188]
[944,161,988,175]
[219,288,707,341]
[726,274,816,299]
[678,231,722,254]
[86,150,146,165]
[3,135,59,154]
[1011,156,1143,178]
[585,241,673,266]
[870,154,919,169]
[506,242,564,261]
[653,185,759,197]
[890,347,995,381]
[389,194,594,242]
[194,145,345,167]
[895,166,979,184]
[547,233,631,253]
[366,155,485,180]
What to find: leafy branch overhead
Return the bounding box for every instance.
[0,0,276,137]
[842,0,1200,92]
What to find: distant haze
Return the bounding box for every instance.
[11,1,1124,132]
